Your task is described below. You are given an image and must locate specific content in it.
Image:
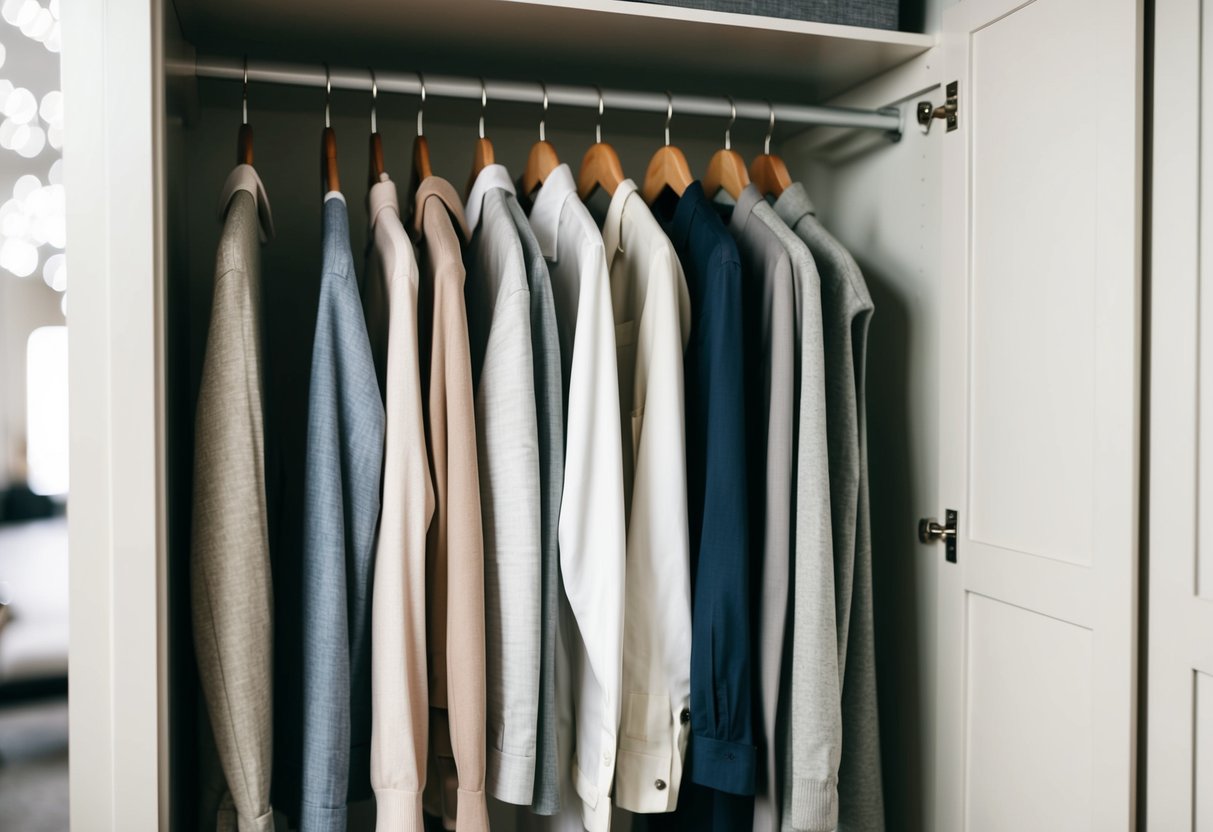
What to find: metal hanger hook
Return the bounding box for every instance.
[369,68,378,135]
[478,77,487,139]
[724,95,736,151]
[764,101,775,155]
[242,55,249,125]
[539,82,548,142]
[324,63,332,129]
[664,90,673,147]
[594,85,604,145]
[416,73,425,137]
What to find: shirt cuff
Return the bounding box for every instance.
[614,748,675,813]
[789,776,839,832]
[690,734,756,796]
[487,745,537,805]
[298,801,347,832]
[455,787,490,832]
[373,788,424,832]
[573,755,615,832]
[236,808,275,832]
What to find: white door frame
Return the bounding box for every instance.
[1147,0,1213,826]
[62,0,168,828]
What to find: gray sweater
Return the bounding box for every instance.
[776,183,884,832]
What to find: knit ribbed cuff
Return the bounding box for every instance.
[298,801,347,832]
[790,776,838,832]
[455,788,489,832]
[373,789,424,832]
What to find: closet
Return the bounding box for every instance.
[62,0,1162,829]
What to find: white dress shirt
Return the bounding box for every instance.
[364,173,435,832]
[465,164,543,805]
[600,179,693,814]
[528,163,626,832]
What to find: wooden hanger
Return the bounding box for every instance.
[750,102,792,199]
[321,64,340,193]
[642,91,693,205]
[521,83,559,197]
[577,86,626,201]
[368,69,384,187]
[702,97,750,201]
[467,78,495,195]
[237,56,254,165]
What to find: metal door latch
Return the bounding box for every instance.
[918,509,958,562]
[917,81,958,133]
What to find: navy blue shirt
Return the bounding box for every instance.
[652,182,755,825]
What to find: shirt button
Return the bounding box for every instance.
[603,750,613,767]
[655,779,667,791]
[680,708,691,724]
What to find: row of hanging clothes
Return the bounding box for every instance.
[189,64,883,832]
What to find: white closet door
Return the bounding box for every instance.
[1149,1,1213,828]
[933,0,1142,830]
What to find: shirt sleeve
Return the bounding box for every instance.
[557,242,627,832]
[615,247,693,814]
[785,262,842,832]
[476,284,542,803]
[191,260,276,832]
[688,252,756,797]
[436,266,491,831]
[300,282,353,832]
[370,272,435,829]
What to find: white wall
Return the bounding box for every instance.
[0,275,62,487]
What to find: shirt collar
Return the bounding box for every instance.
[528,162,576,261]
[413,175,470,242]
[773,181,816,228]
[729,183,764,234]
[601,178,638,271]
[660,179,706,252]
[367,172,399,231]
[465,164,516,232]
[218,163,274,242]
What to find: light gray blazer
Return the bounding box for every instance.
[191,164,276,832]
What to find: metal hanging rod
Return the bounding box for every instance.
[192,55,903,137]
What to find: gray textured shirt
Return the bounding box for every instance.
[726,186,800,832]
[192,163,276,832]
[775,183,883,832]
[505,193,564,817]
[465,164,542,806]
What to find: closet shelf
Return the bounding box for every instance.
[173,0,936,103]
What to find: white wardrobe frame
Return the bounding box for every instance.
[60,0,1173,829]
[62,0,168,828]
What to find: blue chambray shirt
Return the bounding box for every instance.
[300,193,386,832]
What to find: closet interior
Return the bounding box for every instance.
[163,1,946,829]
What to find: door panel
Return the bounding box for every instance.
[1199,673,1213,831]
[967,0,1097,567]
[965,595,1092,831]
[936,0,1141,829]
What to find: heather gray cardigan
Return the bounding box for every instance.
[776,183,883,832]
